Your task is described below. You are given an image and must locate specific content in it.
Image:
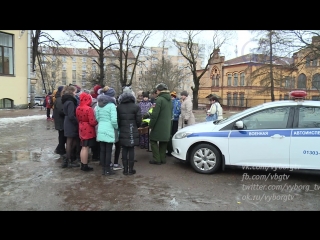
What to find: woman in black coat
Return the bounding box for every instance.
[53,86,66,156]
[61,85,80,168]
[117,91,142,175]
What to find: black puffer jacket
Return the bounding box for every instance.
[117,92,142,147]
[62,94,78,138]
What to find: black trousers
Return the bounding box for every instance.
[46,108,51,118]
[56,130,66,154]
[100,142,113,171]
[167,120,179,154]
[122,146,134,162]
[114,141,121,164]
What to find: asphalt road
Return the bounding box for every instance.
[1,108,320,211]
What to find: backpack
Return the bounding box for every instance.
[45,95,53,108]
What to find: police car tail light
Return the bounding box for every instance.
[289,90,307,101]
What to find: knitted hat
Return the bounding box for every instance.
[170,91,177,98]
[91,84,102,98]
[104,86,116,97]
[180,90,188,97]
[58,86,64,93]
[142,92,149,98]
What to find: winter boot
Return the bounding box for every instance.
[122,160,128,175]
[68,159,80,168]
[61,156,68,168]
[81,163,93,171]
[128,161,136,175]
[104,163,115,176]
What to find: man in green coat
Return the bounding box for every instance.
[149,83,173,165]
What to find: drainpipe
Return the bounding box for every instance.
[27,30,31,107]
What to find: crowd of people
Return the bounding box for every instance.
[47,82,212,176]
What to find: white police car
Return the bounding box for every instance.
[172,91,320,174]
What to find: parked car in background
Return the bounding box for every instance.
[172,91,320,175]
[34,96,45,106]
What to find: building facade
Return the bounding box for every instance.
[0,30,32,109]
[34,46,136,97]
[198,44,320,110]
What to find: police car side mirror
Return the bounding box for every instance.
[235,121,244,129]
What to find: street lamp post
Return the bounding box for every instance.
[30,72,38,109]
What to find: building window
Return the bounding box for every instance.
[306,57,310,67]
[82,64,86,70]
[62,63,66,70]
[311,96,320,101]
[227,74,232,86]
[0,32,14,75]
[240,72,245,86]
[279,94,282,100]
[72,57,76,62]
[227,93,231,106]
[233,73,238,86]
[52,56,56,62]
[312,73,320,89]
[82,71,86,80]
[284,94,289,100]
[72,70,76,80]
[312,59,318,67]
[62,56,66,62]
[215,74,220,87]
[233,93,238,106]
[285,76,295,89]
[72,64,76,70]
[240,93,245,106]
[297,73,306,89]
[82,80,86,87]
[62,70,67,85]
[82,57,86,63]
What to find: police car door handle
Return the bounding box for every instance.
[271,134,285,139]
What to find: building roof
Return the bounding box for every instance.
[40,46,136,59]
[224,53,293,66]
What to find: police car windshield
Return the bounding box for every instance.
[217,105,264,124]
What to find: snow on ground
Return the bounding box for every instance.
[0,115,45,128]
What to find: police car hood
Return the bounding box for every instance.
[179,121,220,133]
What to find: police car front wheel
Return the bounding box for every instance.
[189,144,221,174]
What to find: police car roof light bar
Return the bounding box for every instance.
[289,90,307,101]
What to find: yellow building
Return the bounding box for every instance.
[34,46,136,97]
[198,45,320,110]
[0,30,32,109]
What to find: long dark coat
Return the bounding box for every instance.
[62,94,78,138]
[117,92,142,147]
[149,90,172,142]
[53,91,64,131]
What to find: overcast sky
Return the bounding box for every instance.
[41,30,257,60]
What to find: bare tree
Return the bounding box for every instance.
[141,57,186,93]
[248,30,298,101]
[62,30,116,87]
[32,30,62,94]
[173,30,235,110]
[110,30,152,88]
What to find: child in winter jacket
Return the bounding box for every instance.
[76,92,98,171]
[138,92,152,149]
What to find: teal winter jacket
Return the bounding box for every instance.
[95,94,118,143]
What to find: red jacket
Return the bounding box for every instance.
[76,92,98,141]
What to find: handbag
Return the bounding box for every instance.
[206,113,217,122]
